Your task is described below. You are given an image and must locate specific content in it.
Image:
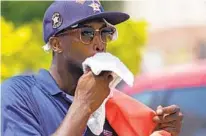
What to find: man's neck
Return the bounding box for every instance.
[49,58,83,96]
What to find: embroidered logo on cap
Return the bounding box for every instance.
[89,0,101,12]
[52,12,63,28]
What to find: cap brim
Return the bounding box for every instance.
[71,11,130,27]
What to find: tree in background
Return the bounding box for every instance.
[1,1,52,26]
[1,17,147,81]
[1,17,51,81]
[108,20,147,74]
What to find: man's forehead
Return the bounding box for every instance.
[70,18,113,29]
[82,19,106,26]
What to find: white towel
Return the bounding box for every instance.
[82,52,134,135]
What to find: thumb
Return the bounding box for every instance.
[157,105,163,109]
[156,105,163,115]
[84,66,91,74]
[103,72,113,82]
[108,74,113,83]
[150,130,171,136]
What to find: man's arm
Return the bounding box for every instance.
[52,71,112,136]
[52,101,91,136]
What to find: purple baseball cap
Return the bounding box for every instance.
[43,0,130,43]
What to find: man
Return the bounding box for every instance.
[2,1,183,136]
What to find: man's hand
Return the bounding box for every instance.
[153,105,184,136]
[74,71,113,114]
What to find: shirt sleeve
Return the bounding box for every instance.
[1,77,42,136]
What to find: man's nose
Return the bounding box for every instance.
[92,35,105,52]
[94,44,105,52]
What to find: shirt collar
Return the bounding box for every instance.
[35,69,63,96]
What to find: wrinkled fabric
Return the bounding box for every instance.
[82,52,134,135]
[106,89,171,136]
[1,69,117,136]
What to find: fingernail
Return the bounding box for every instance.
[157,105,163,109]
[157,109,163,115]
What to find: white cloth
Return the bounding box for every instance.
[82,52,134,135]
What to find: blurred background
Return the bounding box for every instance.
[1,0,206,136]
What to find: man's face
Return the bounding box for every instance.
[56,20,113,68]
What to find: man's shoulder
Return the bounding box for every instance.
[1,75,36,97]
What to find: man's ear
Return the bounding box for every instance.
[49,37,63,53]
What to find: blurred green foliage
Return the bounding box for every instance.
[1,17,51,81]
[108,20,147,74]
[1,1,147,81]
[1,1,123,26]
[1,1,52,26]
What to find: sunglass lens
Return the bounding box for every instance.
[101,27,116,43]
[81,28,94,44]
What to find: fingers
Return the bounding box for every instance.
[98,71,113,82]
[164,112,183,123]
[80,71,93,80]
[153,111,183,136]
[160,127,177,136]
[163,112,180,123]
[156,105,180,116]
[156,105,163,115]
[159,121,182,130]
[161,105,180,114]
[153,111,183,123]
[158,121,176,128]
[84,66,91,73]
[161,122,182,136]
[154,105,183,136]
[99,71,112,77]
[84,70,113,86]
[105,73,113,83]
[156,120,182,136]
